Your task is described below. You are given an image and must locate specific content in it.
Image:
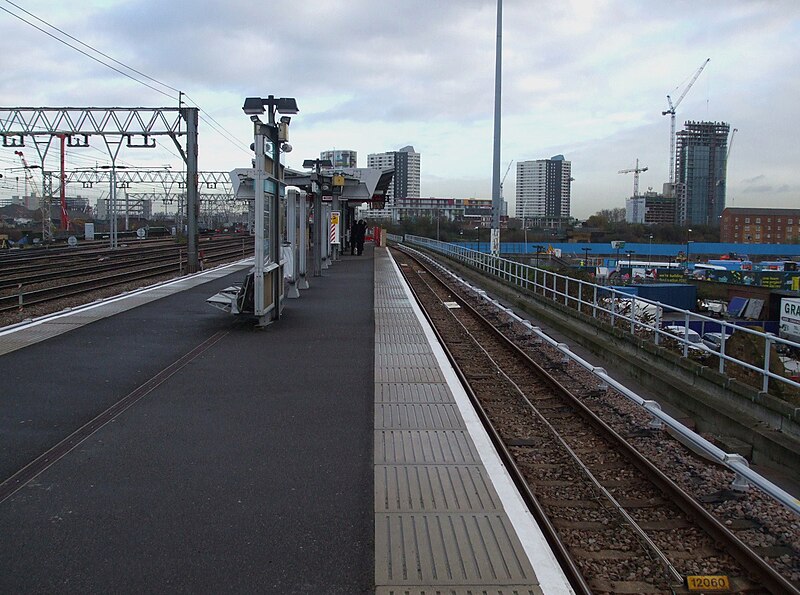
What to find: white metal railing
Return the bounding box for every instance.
[398,241,800,515]
[404,235,800,395]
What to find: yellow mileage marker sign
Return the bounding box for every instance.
[686,575,731,591]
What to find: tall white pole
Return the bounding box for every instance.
[490,0,503,256]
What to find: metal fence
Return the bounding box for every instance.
[403,235,800,395]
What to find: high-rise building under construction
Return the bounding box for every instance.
[674,121,729,225]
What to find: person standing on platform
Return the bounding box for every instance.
[350,218,358,255]
[355,219,366,255]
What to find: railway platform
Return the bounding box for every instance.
[0,245,571,593]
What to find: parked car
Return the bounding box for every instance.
[600,297,662,322]
[702,332,725,351]
[663,325,707,352]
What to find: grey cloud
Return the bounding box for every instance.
[742,185,774,194]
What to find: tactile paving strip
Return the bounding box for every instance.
[374,248,542,593]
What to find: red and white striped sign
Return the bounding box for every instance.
[329,211,340,244]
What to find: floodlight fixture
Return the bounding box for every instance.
[302,159,332,169]
[242,97,265,116]
[243,95,299,116]
[274,97,299,115]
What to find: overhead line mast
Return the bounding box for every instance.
[490,0,503,256]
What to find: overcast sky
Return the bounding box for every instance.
[0,0,798,219]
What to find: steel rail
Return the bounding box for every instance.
[0,253,184,289]
[0,244,251,314]
[0,238,252,288]
[0,262,184,312]
[408,242,800,516]
[395,245,800,595]
[394,250,593,595]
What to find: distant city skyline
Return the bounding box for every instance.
[0,1,797,220]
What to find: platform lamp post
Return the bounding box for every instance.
[581,247,591,267]
[625,250,635,273]
[242,95,298,326]
[302,158,332,277]
[685,227,692,269]
[534,244,544,268]
[648,234,653,267]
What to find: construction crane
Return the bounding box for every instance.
[499,160,513,199]
[662,58,710,184]
[14,150,53,240]
[13,150,40,198]
[727,127,738,160]
[618,158,648,197]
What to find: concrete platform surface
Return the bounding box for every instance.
[0,252,375,594]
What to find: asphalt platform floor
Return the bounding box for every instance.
[0,246,375,593]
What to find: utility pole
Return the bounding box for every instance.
[490,0,503,256]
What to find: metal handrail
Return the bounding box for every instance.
[404,235,800,394]
[399,238,800,515]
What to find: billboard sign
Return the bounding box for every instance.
[779,298,800,342]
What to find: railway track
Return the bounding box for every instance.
[0,237,253,318]
[392,245,799,594]
[0,237,178,266]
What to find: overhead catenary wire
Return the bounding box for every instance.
[0,4,175,101]
[1,0,252,157]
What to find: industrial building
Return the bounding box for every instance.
[391,196,497,225]
[720,207,800,244]
[96,194,152,221]
[675,121,730,226]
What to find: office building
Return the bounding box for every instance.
[367,145,420,203]
[320,149,358,169]
[675,121,729,225]
[515,155,571,225]
[720,207,800,244]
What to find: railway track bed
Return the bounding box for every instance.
[391,245,799,594]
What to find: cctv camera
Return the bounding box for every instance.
[281,143,293,153]
[250,115,262,123]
